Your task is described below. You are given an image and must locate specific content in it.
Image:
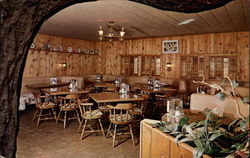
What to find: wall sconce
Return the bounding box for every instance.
[58,62,67,70]
[166,62,171,71]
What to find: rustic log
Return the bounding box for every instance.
[0,0,234,157]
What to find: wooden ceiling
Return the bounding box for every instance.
[39,0,250,41]
[131,0,233,13]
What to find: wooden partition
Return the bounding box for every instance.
[140,120,211,158]
[24,32,249,84]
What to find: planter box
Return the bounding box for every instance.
[140,119,211,158]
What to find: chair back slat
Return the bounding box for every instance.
[59,94,78,109]
[109,103,133,123]
[35,95,51,107]
[77,99,94,118]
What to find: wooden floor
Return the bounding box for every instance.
[16,108,139,158]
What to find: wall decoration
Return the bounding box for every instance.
[162,40,179,54]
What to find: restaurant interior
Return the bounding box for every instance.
[16,0,249,158]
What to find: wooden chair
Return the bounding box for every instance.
[32,95,57,127]
[178,80,187,101]
[58,94,81,129]
[77,99,105,140]
[106,103,135,147]
[154,94,172,115]
[130,94,150,119]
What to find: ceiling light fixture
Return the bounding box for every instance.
[178,19,195,25]
[98,21,125,42]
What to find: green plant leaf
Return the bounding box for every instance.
[205,111,212,136]
[220,149,235,154]
[231,143,244,150]
[209,132,224,141]
[228,118,241,130]
[231,132,247,141]
[215,92,225,101]
[239,120,246,131]
[189,121,197,128]
[174,134,184,145]
[232,80,238,88]
[159,126,171,133]
[195,131,205,138]
[179,117,189,127]
[193,139,203,148]
[153,121,168,128]
[169,131,181,136]
[177,137,193,144]
[186,125,195,138]
[193,147,205,158]
[196,120,205,127]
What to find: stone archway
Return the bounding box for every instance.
[0,0,233,157]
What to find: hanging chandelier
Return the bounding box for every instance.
[98,21,125,42]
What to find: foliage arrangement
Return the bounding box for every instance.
[154,108,250,158]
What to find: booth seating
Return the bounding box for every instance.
[21,76,85,94]
[190,93,249,119]
[19,93,36,111]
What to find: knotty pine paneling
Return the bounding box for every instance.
[99,31,249,81]
[24,32,249,82]
[23,33,98,77]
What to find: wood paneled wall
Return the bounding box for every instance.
[23,34,98,77]
[24,32,249,82]
[98,31,249,81]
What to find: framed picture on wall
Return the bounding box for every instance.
[162,40,179,54]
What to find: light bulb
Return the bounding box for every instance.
[98,26,103,36]
[120,27,125,37]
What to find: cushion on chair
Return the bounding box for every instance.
[130,108,142,115]
[37,102,55,109]
[60,103,78,110]
[109,114,132,122]
[98,105,110,111]
[84,110,103,119]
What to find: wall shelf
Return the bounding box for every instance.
[29,48,98,56]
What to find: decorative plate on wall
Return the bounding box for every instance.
[67,47,73,53]
[57,45,63,52]
[30,42,36,49]
[90,49,95,54]
[77,47,82,53]
[43,42,51,51]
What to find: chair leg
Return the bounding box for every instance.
[63,111,67,129]
[106,123,112,138]
[80,119,88,140]
[98,119,105,138]
[36,109,43,127]
[75,110,81,124]
[129,124,135,146]
[32,109,38,122]
[57,109,62,124]
[77,119,83,134]
[51,108,57,123]
[112,124,117,147]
